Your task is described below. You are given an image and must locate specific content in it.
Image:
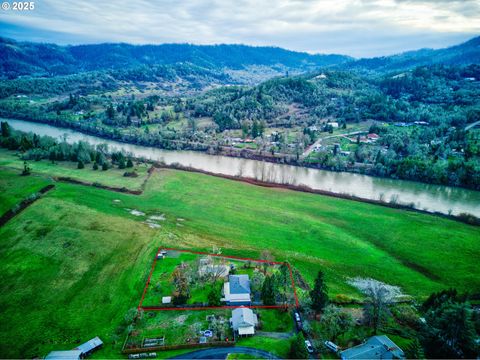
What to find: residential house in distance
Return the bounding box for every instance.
[340,335,405,360]
[222,274,251,305]
[230,307,258,336]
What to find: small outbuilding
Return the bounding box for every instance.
[45,350,82,360]
[74,337,103,357]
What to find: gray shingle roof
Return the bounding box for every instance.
[229,275,250,294]
[230,307,257,330]
[340,335,404,360]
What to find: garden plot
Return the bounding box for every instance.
[139,249,298,309]
[124,310,234,351]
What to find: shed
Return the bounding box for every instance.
[74,337,103,356]
[45,350,82,360]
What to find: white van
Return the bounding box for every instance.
[324,340,339,353]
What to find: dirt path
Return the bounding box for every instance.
[256,331,294,339]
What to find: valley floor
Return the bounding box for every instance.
[0,152,479,358]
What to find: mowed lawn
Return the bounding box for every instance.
[0,165,479,358]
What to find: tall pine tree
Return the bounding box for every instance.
[310,270,328,312]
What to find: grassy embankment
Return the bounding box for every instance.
[0,151,479,358]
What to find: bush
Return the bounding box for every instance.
[77,160,84,169]
[102,162,109,171]
[93,162,98,170]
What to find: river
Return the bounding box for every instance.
[4,118,480,217]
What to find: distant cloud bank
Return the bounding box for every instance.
[0,0,479,57]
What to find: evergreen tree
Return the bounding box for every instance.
[426,302,477,358]
[102,162,109,171]
[126,159,134,168]
[310,270,328,312]
[77,160,84,169]
[106,104,116,120]
[261,275,276,305]
[118,158,126,169]
[252,120,259,138]
[21,161,31,176]
[208,288,221,306]
[1,121,10,137]
[405,338,424,359]
[93,162,99,170]
[289,333,308,359]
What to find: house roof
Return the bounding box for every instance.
[74,337,103,354]
[45,350,82,360]
[231,307,258,330]
[340,335,404,360]
[229,275,250,294]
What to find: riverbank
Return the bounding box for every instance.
[4,118,480,217]
[3,115,479,191]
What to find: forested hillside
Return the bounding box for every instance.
[342,36,480,73]
[0,37,351,79]
[0,36,479,190]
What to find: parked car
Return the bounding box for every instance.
[305,340,314,353]
[294,312,301,322]
[324,340,339,353]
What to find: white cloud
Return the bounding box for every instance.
[0,0,478,56]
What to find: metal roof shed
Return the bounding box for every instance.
[74,337,103,356]
[45,350,82,360]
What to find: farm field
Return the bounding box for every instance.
[0,167,52,214]
[0,149,151,191]
[0,156,479,358]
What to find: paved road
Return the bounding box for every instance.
[465,120,480,131]
[170,346,281,359]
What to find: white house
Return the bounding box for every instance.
[222,275,251,305]
[230,307,258,336]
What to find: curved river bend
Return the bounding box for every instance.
[5,118,480,217]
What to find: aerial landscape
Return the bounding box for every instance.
[0,0,479,359]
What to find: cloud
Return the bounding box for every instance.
[0,0,478,57]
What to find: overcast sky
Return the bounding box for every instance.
[0,0,479,57]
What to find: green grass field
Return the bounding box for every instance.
[0,168,52,214]
[0,149,151,191]
[0,152,479,358]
